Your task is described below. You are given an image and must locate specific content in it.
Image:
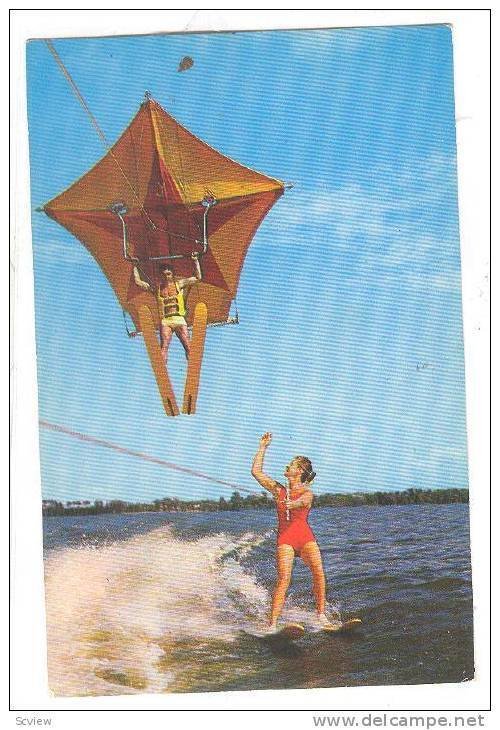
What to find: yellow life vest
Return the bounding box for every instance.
[157,282,186,319]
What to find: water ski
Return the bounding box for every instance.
[265,623,305,641]
[182,301,208,415]
[245,622,305,641]
[323,618,362,635]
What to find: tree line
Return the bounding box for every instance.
[42,487,468,516]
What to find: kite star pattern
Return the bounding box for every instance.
[44,97,285,331]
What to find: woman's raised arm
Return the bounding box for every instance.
[251,433,280,497]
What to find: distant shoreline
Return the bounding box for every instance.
[42,488,468,517]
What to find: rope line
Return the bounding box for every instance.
[45,40,111,150]
[45,39,197,246]
[39,420,254,494]
[45,40,146,210]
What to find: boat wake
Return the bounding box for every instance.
[44,526,272,696]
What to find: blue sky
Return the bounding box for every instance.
[26,25,468,502]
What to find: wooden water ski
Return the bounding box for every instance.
[137,305,179,417]
[323,618,362,635]
[244,622,305,641]
[182,301,208,415]
[271,623,305,640]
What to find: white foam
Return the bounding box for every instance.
[44,527,270,696]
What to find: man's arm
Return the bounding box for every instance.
[133,266,151,291]
[178,252,202,290]
[251,433,280,498]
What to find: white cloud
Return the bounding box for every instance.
[266,152,461,285]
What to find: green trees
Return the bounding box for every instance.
[41,488,468,516]
[314,488,468,508]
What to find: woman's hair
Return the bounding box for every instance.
[294,456,316,484]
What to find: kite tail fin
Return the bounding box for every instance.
[182,302,208,415]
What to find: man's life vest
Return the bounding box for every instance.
[157,282,186,319]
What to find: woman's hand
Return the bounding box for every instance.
[251,433,279,497]
[260,432,272,448]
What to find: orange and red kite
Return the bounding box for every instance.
[44,95,285,332]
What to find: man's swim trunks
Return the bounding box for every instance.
[161,315,187,329]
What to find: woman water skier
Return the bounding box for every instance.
[251,432,337,631]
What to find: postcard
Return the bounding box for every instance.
[24,22,475,699]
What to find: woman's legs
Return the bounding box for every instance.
[270,545,295,627]
[300,541,326,616]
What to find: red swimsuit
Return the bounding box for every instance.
[276,485,316,554]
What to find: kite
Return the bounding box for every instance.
[41,86,286,416]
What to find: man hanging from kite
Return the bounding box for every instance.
[41,45,287,416]
[133,252,202,365]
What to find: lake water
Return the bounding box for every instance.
[42,504,474,696]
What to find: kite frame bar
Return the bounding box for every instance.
[110,195,217,265]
